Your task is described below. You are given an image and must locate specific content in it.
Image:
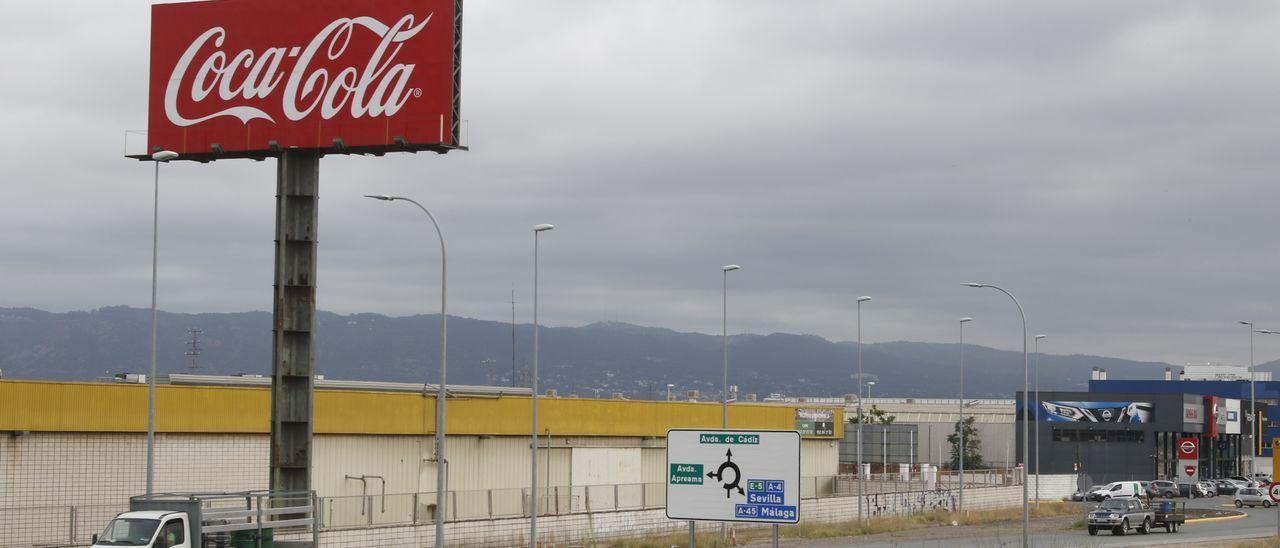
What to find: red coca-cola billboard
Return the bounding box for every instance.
[145,0,462,160]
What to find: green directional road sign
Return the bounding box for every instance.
[670,463,704,485]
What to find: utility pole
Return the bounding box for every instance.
[185,328,203,374]
[511,288,517,388]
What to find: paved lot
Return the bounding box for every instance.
[748,497,1279,547]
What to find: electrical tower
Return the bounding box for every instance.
[185,328,203,374]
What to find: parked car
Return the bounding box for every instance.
[1252,474,1273,485]
[1235,487,1273,508]
[1214,479,1241,495]
[1148,480,1179,498]
[1090,481,1146,501]
[1228,478,1252,488]
[1198,481,1218,497]
[1087,498,1155,536]
[1067,490,1086,502]
[1085,485,1108,502]
[1178,483,1210,498]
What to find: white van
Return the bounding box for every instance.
[1089,481,1144,501]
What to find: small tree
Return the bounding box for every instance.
[947,416,986,470]
[848,404,896,425]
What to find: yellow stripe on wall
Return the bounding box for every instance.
[0,380,843,438]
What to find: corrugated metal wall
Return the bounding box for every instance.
[0,380,844,440]
[313,435,424,496]
[802,439,839,477]
[641,447,665,483]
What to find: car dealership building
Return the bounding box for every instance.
[1018,372,1279,487]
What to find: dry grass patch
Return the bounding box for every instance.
[608,503,1083,546]
[1233,537,1280,548]
[958,501,1080,526]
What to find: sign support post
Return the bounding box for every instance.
[270,150,320,494]
[1269,482,1280,537]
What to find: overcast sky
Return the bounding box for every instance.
[2,1,1279,366]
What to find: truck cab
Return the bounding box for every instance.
[90,490,318,548]
[92,510,193,548]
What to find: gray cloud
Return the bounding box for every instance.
[2,1,1279,368]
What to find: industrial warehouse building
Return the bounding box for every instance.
[0,375,843,546]
[842,399,1016,469]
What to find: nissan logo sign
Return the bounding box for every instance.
[1180,440,1196,454]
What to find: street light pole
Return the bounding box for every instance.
[855,295,870,522]
[866,381,875,400]
[667,383,674,402]
[146,150,177,496]
[964,282,1028,548]
[1034,334,1046,504]
[959,317,972,516]
[719,264,740,545]
[721,265,740,429]
[530,223,553,547]
[1242,321,1256,477]
[364,195,448,546]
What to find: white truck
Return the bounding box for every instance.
[91,491,317,548]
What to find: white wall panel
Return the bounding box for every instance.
[570,448,641,486]
[312,435,423,498]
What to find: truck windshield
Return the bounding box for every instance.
[1098,500,1128,510]
[96,518,159,546]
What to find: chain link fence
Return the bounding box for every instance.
[1,469,1025,547]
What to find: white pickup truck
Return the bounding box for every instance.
[91,491,317,548]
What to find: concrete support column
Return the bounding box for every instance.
[270,150,319,493]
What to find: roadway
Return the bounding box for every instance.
[762,497,1280,547]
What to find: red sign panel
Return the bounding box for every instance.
[147,0,460,159]
[1207,396,1219,438]
[1177,437,1199,460]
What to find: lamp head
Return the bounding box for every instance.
[151,150,179,162]
[363,194,395,201]
[534,224,555,232]
[962,282,985,288]
[867,381,876,386]
[1035,334,1047,340]
[959,317,973,323]
[1240,320,1254,326]
[857,296,871,302]
[1258,330,1280,335]
[722,264,741,272]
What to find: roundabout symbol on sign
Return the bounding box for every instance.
[707,448,745,498]
[1269,482,1280,503]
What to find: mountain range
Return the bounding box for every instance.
[2,306,1274,399]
